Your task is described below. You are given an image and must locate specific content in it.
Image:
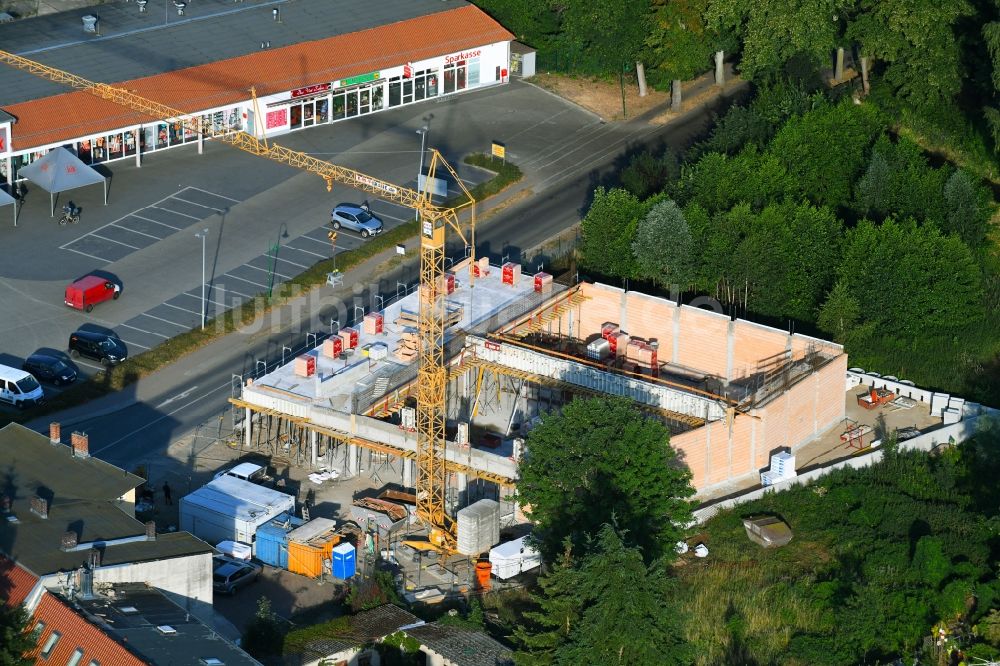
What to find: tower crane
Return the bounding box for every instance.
[0,49,475,549]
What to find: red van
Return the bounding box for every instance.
[65,276,120,312]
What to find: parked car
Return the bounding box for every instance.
[330,203,383,238]
[68,329,128,366]
[213,462,275,487]
[0,364,44,409]
[22,353,78,386]
[65,275,121,312]
[212,556,262,595]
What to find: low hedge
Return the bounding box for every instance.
[2,155,522,426]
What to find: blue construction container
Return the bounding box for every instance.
[331,541,356,579]
[253,513,303,569]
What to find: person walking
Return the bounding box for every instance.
[162,481,173,505]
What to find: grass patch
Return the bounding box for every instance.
[1,156,523,428]
[282,615,353,655]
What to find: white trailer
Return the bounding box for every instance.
[179,475,295,546]
[489,536,542,580]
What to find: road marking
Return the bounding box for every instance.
[157,386,200,409]
[150,205,200,220]
[271,255,308,269]
[285,244,327,259]
[75,359,107,372]
[131,213,181,231]
[90,233,141,250]
[243,263,292,280]
[188,186,240,203]
[117,337,151,350]
[163,301,203,316]
[92,380,232,456]
[61,246,112,263]
[212,284,253,299]
[140,312,190,329]
[111,223,163,240]
[171,196,225,212]
[222,273,269,290]
[178,291,229,308]
[120,322,170,338]
[375,210,408,223]
[298,234,335,246]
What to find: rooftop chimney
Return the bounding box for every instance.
[145,521,156,541]
[50,422,61,445]
[71,431,89,458]
[61,531,78,550]
[89,547,102,569]
[30,495,48,519]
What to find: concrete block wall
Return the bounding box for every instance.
[92,551,214,624]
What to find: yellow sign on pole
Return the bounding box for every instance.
[491,141,506,160]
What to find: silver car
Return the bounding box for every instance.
[330,203,384,238]
[212,555,262,595]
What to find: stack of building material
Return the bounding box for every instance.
[473,256,491,277]
[533,272,553,293]
[606,331,630,357]
[367,343,388,361]
[601,323,619,339]
[437,273,456,294]
[626,340,658,375]
[353,497,407,522]
[322,337,343,359]
[760,451,796,486]
[396,309,420,328]
[586,338,610,360]
[502,262,521,286]
[287,517,340,578]
[363,313,384,335]
[394,329,419,363]
[294,355,316,377]
[339,327,359,350]
[456,499,500,556]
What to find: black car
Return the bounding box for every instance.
[68,330,128,366]
[22,354,78,386]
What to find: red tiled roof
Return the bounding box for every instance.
[7,5,513,150]
[28,593,147,666]
[0,557,39,608]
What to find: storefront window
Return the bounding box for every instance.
[168,121,183,145]
[108,133,123,160]
[346,91,358,117]
[228,107,241,131]
[359,88,370,114]
[371,85,384,111]
[92,137,107,163]
[332,94,346,120]
[468,60,480,87]
[388,79,401,107]
[414,76,426,101]
[124,130,136,157]
[303,102,314,126]
[290,105,302,129]
[317,98,329,123]
[77,140,92,164]
[183,120,197,142]
[156,123,168,149]
[443,68,455,95]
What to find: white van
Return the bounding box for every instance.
[0,364,45,409]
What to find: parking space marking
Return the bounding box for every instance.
[223,273,270,290]
[111,224,163,241]
[171,196,226,212]
[141,312,191,329]
[62,246,111,263]
[90,233,142,250]
[75,359,106,372]
[163,302,202,317]
[271,255,309,269]
[212,284,253,299]
[285,244,328,259]
[131,213,182,231]
[120,322,170,338]
[149,206,200,220]
[117,337,151,350]
[178,292,229,309]
[243,263,293,280]
[189,186,240,203]
[298,234,335,246]
[376,210,409,223]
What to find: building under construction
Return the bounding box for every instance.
[231,258,847,510]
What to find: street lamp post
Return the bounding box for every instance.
[414,125,428,221]
[195,228,209,329]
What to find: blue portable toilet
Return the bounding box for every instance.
[254,513,303,569]
[331,541,356,579]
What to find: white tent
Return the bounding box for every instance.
[17,147,108,217]
[0,187,15,227]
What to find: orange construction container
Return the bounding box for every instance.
[475,560,493,591]
[286,518,340,578]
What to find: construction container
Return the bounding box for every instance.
[473,256,490,277]
[586,338,610,360]
[322,336,343,358]
[332,542,356,579]
[179,476,295,546]
[287,517,339,578]
[533,272,552,292]
[294,355,316,377]
[254,513,304,569]
[475,560,493,590]
[363,313,384,335]
[456,499,500,556]
[339,327,359,349]
[489,536,542,580]
[501,262,520,286]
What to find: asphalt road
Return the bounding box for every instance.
[25,79,745,470]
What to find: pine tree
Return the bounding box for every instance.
[0,604,36,666]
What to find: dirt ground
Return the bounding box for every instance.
[530,67,741,123]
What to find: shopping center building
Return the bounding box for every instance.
[0,0,514,184]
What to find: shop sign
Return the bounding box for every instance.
[265,109,287,129]
[0,125,7,153]
[339,71,380,88]
[403,63,413,78]
[491,141,506,160]
[291,83,332,98]
[445,48,481,65]
[355,173,398,195]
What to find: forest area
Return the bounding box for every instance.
[475,0,1000,405]
[463,1,1000,664]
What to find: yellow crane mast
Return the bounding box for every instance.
[0,49,475,549]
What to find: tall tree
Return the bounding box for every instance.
[515,526,691,666]
[847,0,971,109]
[985,7,1000,148]
[0,604,35,666]
[632,199,696,287]
[943,169,991,247]
[561,0,653,86]
[646,0,719,109]
[580,187,643,279]
[517,397,695,563]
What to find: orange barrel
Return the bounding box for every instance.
[475,560,493,591]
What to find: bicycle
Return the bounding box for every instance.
[59,203,80,225]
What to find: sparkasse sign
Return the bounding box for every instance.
[445,49,481,65]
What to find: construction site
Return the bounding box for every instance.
[230,268,851,533]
